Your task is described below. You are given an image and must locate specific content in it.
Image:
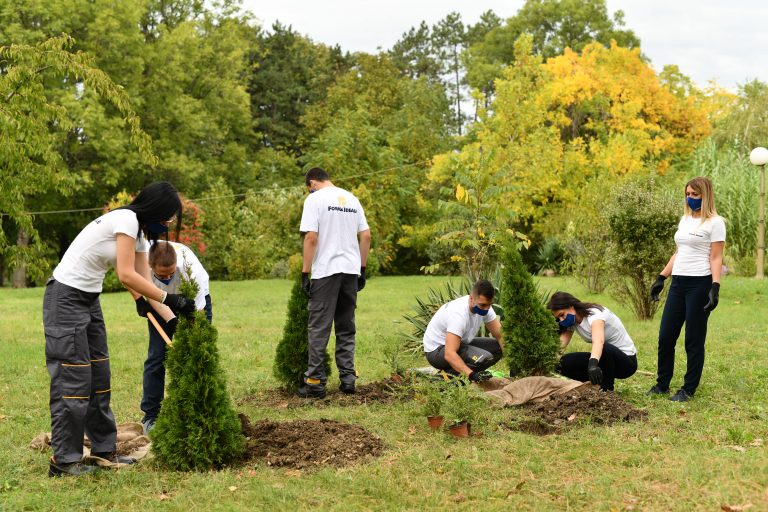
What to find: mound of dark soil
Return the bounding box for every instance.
[511,385,647,435]
[239,414,384,469]
[238,376,413,409]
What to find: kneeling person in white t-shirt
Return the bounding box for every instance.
[547,291,638,391]
[422,280,504,381]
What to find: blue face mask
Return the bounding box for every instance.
[686,197,702,211]
[147,222,169,234]
[154,274,174,286]
[472,304,490,316]
[558,313,576,328]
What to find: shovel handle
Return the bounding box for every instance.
[147,312,173,347]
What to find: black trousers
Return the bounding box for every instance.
[425,337,503,373]
[558,343,637,391]
[43,279,115,464]
[305,273,358,386]
[656,275,712,395]
[140,295,212,423]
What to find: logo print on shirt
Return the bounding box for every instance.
[338,196,347,206]
[688,231,704,238]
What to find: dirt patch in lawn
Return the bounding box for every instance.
[511,385,647,435]
[238,376,414,409]
[240,414,384,469]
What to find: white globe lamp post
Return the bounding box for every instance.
[750,147,768,278]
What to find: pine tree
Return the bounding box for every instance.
[273,272,331,391]
[500,244,560,376]
[151,265,245,470]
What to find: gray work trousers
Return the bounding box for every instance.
[43,278,116,464]
[425,337,503,373]
[305,273,358,386]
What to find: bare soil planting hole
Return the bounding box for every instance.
[510,385,648,435]
[240,414,385,469]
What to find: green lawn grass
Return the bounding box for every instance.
[1,275,767,511]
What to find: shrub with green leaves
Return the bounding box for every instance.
[501,244,560,377]
[415,380,446,418]
[151,266,246,471]
[272,271,331,391]
[603,177,679,320]
[441,378,487,426]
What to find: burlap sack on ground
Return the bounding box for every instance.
[477,376,585,406]
[29,422,150,467]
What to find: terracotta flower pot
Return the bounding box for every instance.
[448,421,470,438]
[427,415,444,430]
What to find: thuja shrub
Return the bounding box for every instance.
[273,271,331,392]
[151,269,245,470]
[500,244,560,377]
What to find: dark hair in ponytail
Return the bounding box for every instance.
[118,181,182,243]
[546,291,604,318]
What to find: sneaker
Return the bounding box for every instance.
[339,382,356,395]
[646,385,670,396]
[142,418,156,435]
[669,389,692,402]
[91,451,137,465]
[297,383,326,399]
[49,458,100,477]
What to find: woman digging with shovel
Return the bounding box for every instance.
[43,181,196,477]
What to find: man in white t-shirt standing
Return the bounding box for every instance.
[298,167,371,398]
[422,280,504,381]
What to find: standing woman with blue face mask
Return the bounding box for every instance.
[547,292,638,391]
[647,177,725,402]
[43,181,196,477]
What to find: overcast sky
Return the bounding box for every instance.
[239,0,768,92]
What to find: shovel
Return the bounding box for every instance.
[147,312,173,347]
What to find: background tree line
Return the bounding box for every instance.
[2,0,767,305]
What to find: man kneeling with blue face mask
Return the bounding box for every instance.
[422,279,504,382]
[136,241,213,434]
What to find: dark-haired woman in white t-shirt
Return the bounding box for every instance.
[648,176,725,402]
[43,182,196,476]
[547,292,638,391]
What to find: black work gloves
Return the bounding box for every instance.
[163,293,196,316]
[357,267,366,292]
[703,282,720,312]
[650,274,666,301]
[468,370,491,383]
[587,357,603,386]
[135,297,151,318]
[301,272,311,296]
[164,317,178,338]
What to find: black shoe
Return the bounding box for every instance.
[91,452,137,465]
[297,383,327,399]
[339,382,356,395]
[646,385,669,396]
[49,458,100,477]
[669,389,692,402]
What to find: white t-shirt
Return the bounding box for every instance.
[151,241,209,310]
[53,209,149,293]
[299,186,369,280]
[572,307,637,356]
[671,215,726,276]
[423,295,498,353]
